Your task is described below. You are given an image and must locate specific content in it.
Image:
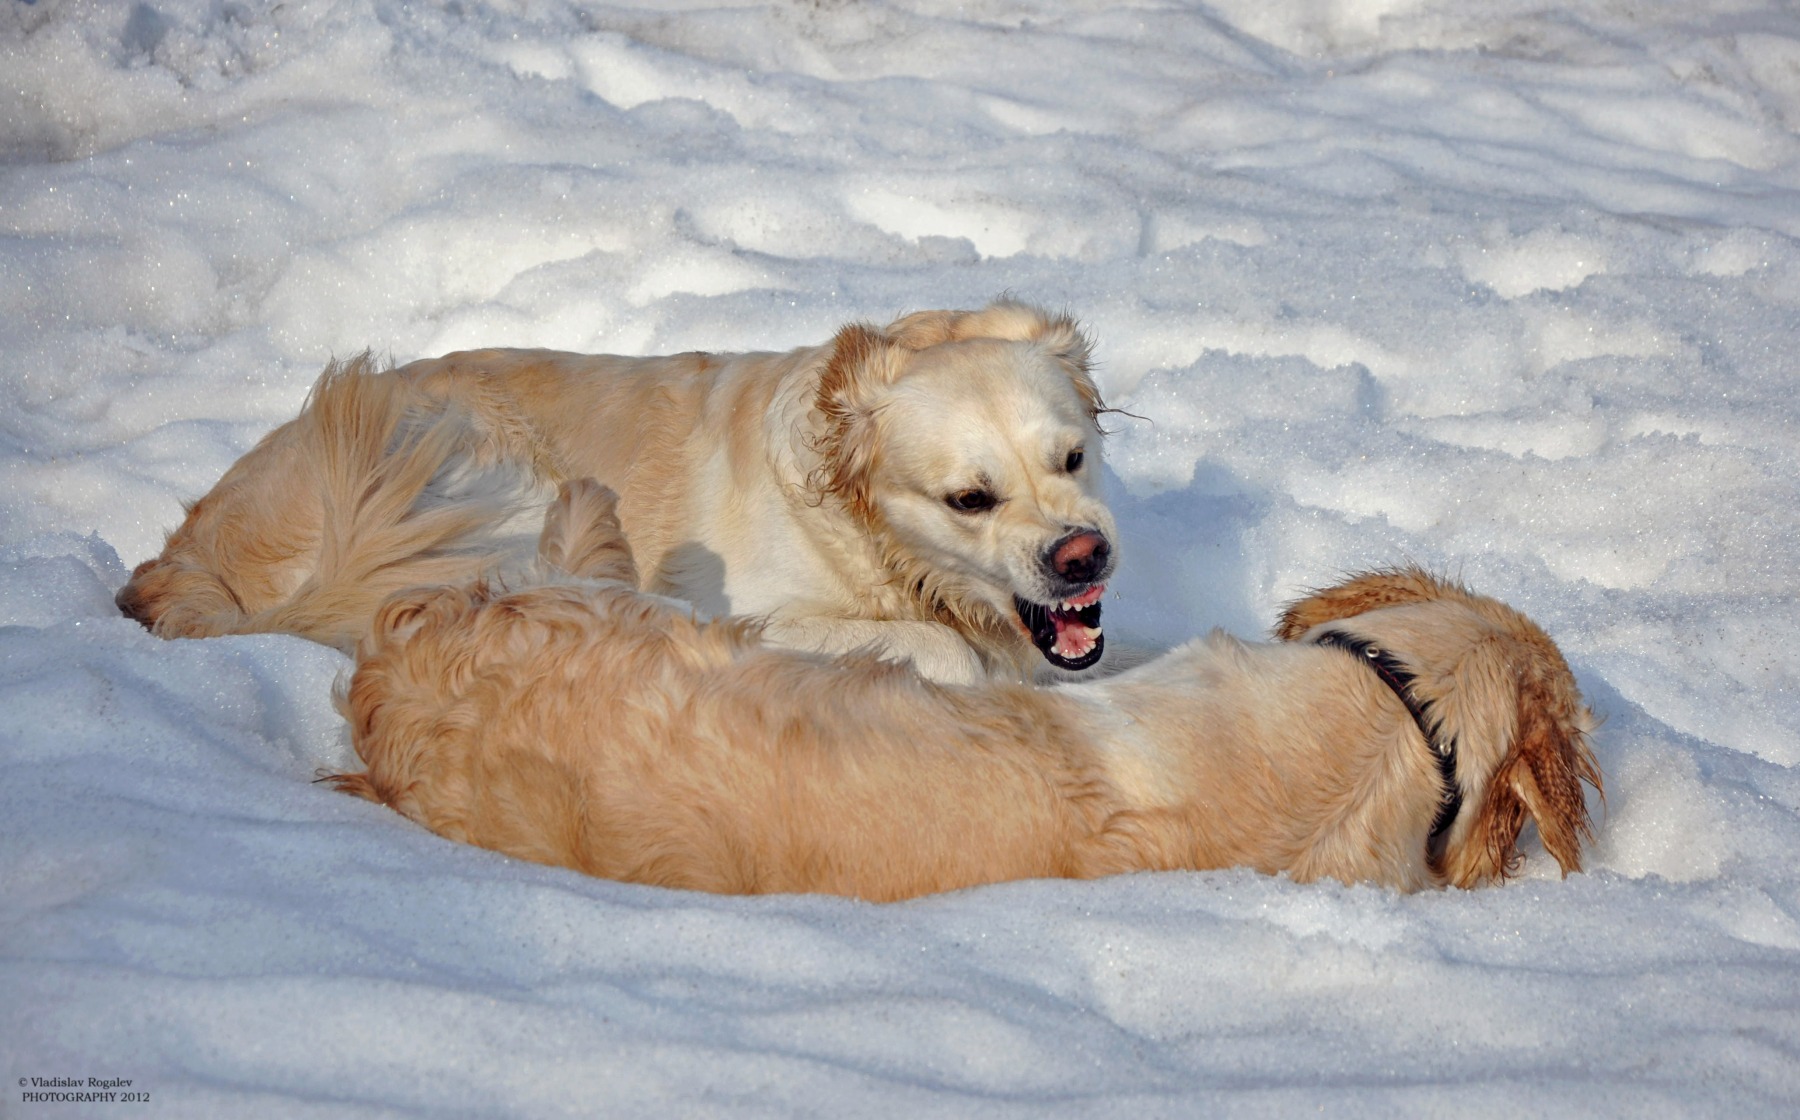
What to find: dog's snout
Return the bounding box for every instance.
[115,581,154,629]
[1049,530,1110,585]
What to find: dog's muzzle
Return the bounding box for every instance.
[1013,529,1112,671]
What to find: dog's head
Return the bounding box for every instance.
[808,300,1119,672]
[115,520,239,634]
[1278,569,1602,888]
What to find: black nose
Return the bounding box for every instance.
[1048,530,1110,585]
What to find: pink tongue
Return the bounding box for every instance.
[1051,612,1099,659]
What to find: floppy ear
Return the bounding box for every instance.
[807,324,909,521]
[537,478,637,585]
[363,582,483,657]
[329,581,482,807]
[1444,642,1603,888]
[1276,567,1463,640]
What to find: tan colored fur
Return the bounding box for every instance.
[329,483,1601,900]
[118,301,1117,682]
[1276,568,1603,882]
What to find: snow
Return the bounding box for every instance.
[4,0,1800,1113]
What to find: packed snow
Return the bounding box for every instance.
[5,0,1800,1114]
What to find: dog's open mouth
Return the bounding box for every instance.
[1014,584,1105,671]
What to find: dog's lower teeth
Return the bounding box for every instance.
[1014,592,1104,670]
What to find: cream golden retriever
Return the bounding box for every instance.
[327,480,1602,899]
[115,300,1117,684]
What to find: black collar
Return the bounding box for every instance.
[1313,629,1463,871]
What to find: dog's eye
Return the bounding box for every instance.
[946,489,997,513]
[1065,448,1085,472]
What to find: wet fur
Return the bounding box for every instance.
[328,481,1601,900]
[117,301,1116,683]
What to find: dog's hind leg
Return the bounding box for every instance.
[242,370,559,649]
[533,479,638,585]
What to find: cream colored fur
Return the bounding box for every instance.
[329,481,1602,900]
[117,300,1117,684]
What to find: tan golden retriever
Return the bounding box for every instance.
[115,300,1116,684]
[327,480,1602,899]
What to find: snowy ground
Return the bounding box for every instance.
[5,0,1800,1114]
